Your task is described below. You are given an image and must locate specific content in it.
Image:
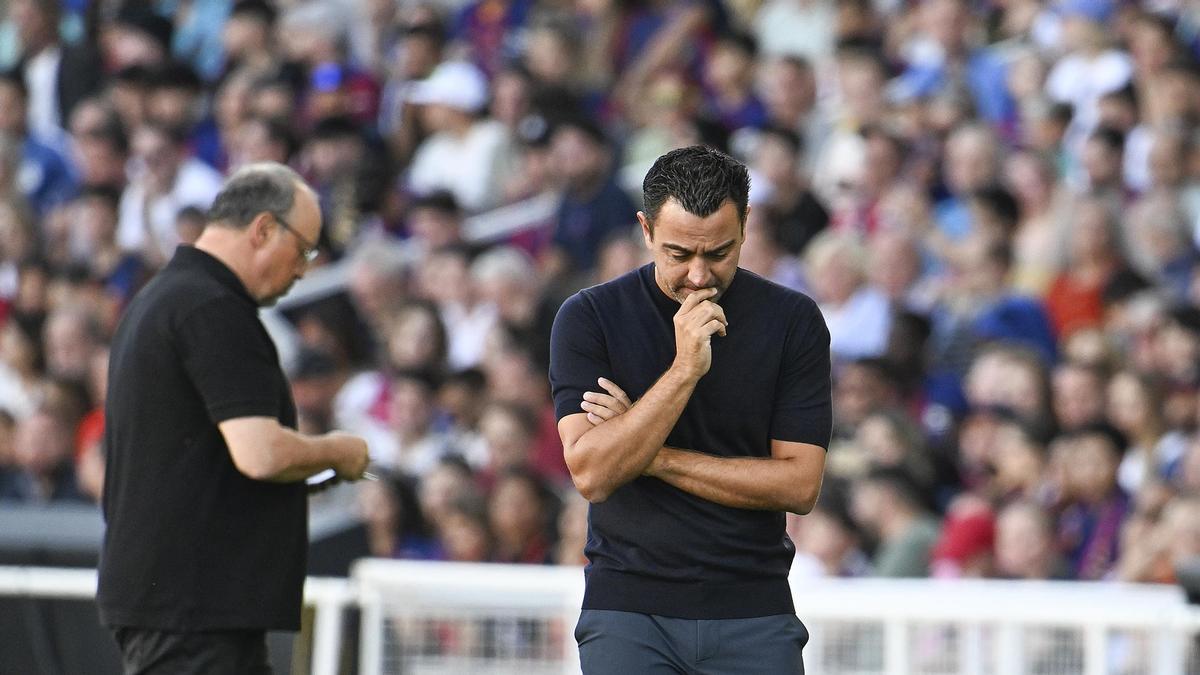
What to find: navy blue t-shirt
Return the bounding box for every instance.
[549,263,832,619]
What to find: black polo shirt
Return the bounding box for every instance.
[98,245,305,631]
[549,264,832,619]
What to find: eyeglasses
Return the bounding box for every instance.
[273,213,319,263]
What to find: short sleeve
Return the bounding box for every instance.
[770,301,833,448]
[176,300,283,424]
[549,291,611,421]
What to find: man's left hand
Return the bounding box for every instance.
[581,377,632,425]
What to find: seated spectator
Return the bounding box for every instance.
[477,400,538,485]
[72,186,148,310]
[737,206,806,292]
[438,494,493,562]
[1117,496,1200,584]
[804,231,891,362]
[1,404,88,503]
[1056,423,1130,580]
[993,500,1069,580]
[700,31,767,132]
[930,496,996,579]
[747,126,828,256]
[850,466,941,577]
[419,455,477,532]
[1045,196,1124,339]
[1106,370,1187,495]
[289,348,347,435]
[488,467,559,564]
[358,472,443,560]
[990,414,1057,506]
[378,368,459,477]
[1051,361,1108,432]
[116,122,223,267]
[0,70,77,217]
[434,368,489,457]
[544,115,637,280]
[789,482,870,578]
[66,98,129,191]
[405,60,513,213]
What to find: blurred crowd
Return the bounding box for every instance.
[2,0,1200,584]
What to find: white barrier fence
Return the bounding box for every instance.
[5,561,1200,675]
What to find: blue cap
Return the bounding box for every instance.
[311,62,345,92]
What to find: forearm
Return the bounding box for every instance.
[647,447,822,513]
[256,430,359,483]
[567,365,698,501]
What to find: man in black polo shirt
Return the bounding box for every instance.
[98,162,369,674]
[549,146,831,673]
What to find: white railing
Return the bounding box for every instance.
[5,562,1200,675]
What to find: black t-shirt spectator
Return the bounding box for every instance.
[98,246,304,631]
[549,264,831,619]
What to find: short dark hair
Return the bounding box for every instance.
[759,125,803,157]
[970,185,1020,230]
[1088,126,1125,153]
[79,184,122,211]
[641,145,750,234]
[207,162,305,229]
[1067,422,1129,459]
[231,0,278,25]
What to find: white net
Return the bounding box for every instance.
[380,609,570,674]
[351,563,1200,675]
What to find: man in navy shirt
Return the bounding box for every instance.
[549,146,832,673]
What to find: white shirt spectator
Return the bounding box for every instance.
[820,286,893,360]
[753,0,835,61]
[117,158,223,261]
[407,119,513,213]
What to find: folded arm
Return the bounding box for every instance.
[645,440,826,514]
[559,368,699,503]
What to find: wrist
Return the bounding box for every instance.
[646,446,679,478]
[668,358,704,385]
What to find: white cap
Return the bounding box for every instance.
[407,61,489,113]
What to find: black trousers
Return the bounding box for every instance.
[576,609,808,674]
[111,627,272,675]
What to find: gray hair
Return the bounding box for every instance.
[207,162,307,229]
[470,246,538,288]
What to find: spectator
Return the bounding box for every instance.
[220,0,281,78]
[1056,423,1130,580]
[545,115,636,278]
[488,467,558,564]
[1,404,88,503]
[804,231,891,361]
[8,0,102,141]
[116,122,223,266]
[1106,370,1187,494]
[994,500,1068,580]
[747,125,829,254]
[0,70,77,216]
[378,368,458,477]
[1045,196,1124,339]
[66,97,128,191]
[1051,361,1108,432]
[358,472,442,559]
[850,466,941,577]
[405,60,513,213]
